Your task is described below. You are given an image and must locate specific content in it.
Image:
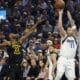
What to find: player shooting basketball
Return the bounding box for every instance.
[55,0,78,80]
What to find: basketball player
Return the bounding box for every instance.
[0,17,44,80]
[55,9,78,80]
[46,40,58,80]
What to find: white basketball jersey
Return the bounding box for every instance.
[59,36,78,58]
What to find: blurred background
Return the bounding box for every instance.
[0,0,80,80]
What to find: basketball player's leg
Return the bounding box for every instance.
[55,57,65,80]
[65,59,76,80]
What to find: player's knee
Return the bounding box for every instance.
[67,77,75,80]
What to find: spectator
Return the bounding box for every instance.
[0,58,8,80]
[42,20,53,39]
[37,50,47,64]
[37,0,48,10]
[21,59,30,80]
[26,15,34,27]
[36,60,47,80]
[27,59,40,80]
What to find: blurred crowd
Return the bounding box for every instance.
[0,0,80,80]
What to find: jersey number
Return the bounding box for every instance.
[69,42,74,48]
[12,45,21,55]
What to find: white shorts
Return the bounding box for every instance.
[56,56,76,79]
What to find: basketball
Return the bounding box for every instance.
[55,0,65,9]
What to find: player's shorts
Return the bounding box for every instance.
[56,56,76,79]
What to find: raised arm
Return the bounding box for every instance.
[19,17,44,44]
[57,10,66,37]
[67,10,78,36]
[0,41,11,47]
